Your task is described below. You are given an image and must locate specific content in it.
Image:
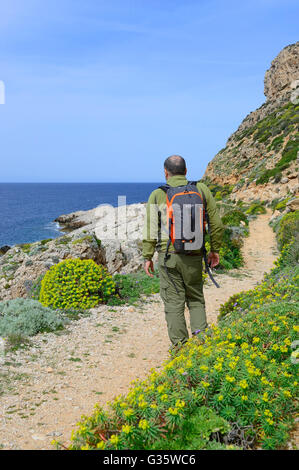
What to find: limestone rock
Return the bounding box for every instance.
[286,198,299,212]
[264,43,299,101]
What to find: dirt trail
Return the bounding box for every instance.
[205,211,278,324]
[0,212,277,450]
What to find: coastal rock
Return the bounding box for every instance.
[0,203,147,301]
[0,245,11,255]
[0,233,104,301]
[54,212,90,230]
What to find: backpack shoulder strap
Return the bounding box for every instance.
[158,184,170,193]
[188,181,207,210]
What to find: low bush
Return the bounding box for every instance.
[108,271,160,306]
[219,228,244,270]
[277,212,299,250]
[0,298,64,337]
[222,210,249,227]
[245,203,267,215]
[149,406,235,450]
[272,198,291,212]
[273,238,299,270]
[206,232,244,271]
[39,259,116,310]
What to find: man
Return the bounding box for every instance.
[142,155,223,349]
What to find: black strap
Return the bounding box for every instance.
[201,189,220,288]
[203,245,220,288]
[159,184,170,193]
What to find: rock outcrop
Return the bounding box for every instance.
[0,204,148,301]
[264,43,299,101]
[204,42,299,203]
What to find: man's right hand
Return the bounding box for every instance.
[144,260,155,277]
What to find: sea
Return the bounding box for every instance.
[0,183,161,247]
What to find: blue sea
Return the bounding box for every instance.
[0,183,161,247]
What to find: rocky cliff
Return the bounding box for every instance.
[204,42,299,202]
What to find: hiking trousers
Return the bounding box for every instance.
[158,252,207,347]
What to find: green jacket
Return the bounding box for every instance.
[142,175,224,260]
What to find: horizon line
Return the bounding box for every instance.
[0,181,167,184]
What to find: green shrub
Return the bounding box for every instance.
[71,235,94,245]
[219,228,244,270]
[272,237,299,271]
[219,262,298,321]
[18,243,32,253]
[277,212,299,250]
[273,198,291,212]
[40,238,53,246]
[150,406,234,450]
[209,184,233,200]
[218,293,246,320]
[222,210,249,227]
[108,271,160,306]
[246,203,267,215]
[0,298,64,337]
[268,135,284,151]
[39,259,116,309]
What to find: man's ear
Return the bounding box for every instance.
[184,168,187,175]
[164,168,168,180]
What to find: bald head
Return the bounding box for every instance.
[164,155,186,177]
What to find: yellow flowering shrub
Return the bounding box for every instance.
[39,259,115,309]
[60,288,298,450]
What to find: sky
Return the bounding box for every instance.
[0,0,298,183]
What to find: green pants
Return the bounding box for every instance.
[158,252,207,347]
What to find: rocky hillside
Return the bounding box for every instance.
[204,42,299,202]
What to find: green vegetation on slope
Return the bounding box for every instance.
[208,101,299,184]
